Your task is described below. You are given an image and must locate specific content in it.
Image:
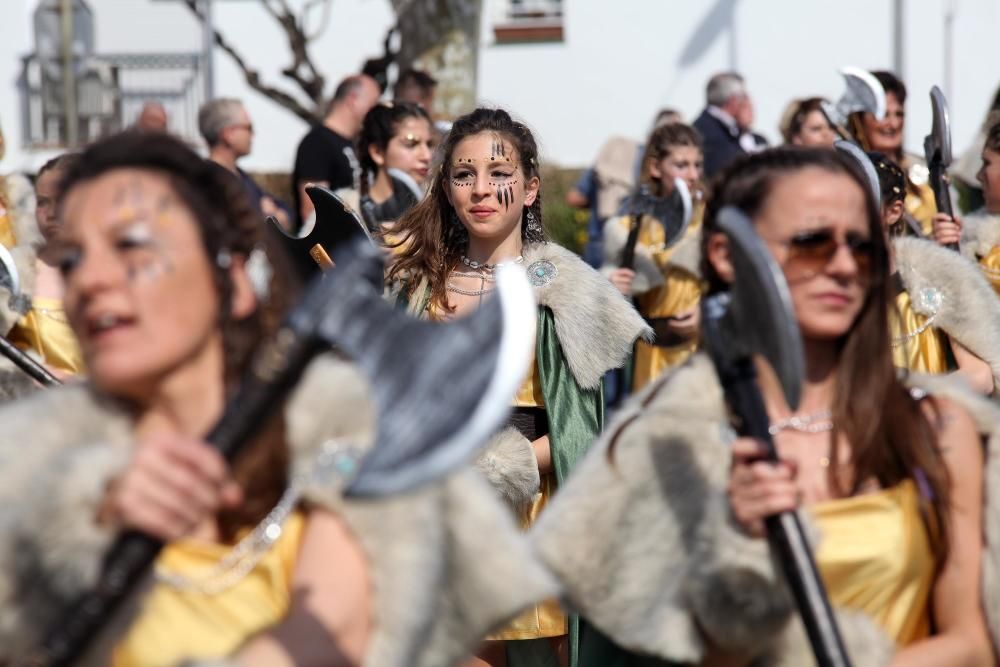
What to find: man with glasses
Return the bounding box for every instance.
[199,97,292,230]
[693,72,768,178]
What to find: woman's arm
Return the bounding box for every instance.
[532,434,552,475]
[891,398,994,666]
[236,509,372,667]
[948,339,995,395]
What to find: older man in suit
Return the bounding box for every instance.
[693,72,767,179]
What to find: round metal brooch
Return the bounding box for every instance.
[527,260,558,287]
[913,286,943,315]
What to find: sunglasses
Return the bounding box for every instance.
[766,228,874,280]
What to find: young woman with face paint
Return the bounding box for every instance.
[531,147,998,667]
[0,131,549,667]
[387,108,650,667]
[602,122,706,391]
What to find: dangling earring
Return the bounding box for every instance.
[525,208,542,235]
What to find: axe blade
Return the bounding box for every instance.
[823,66,886,128]
[620,182,692,249]
[303,240,536,497]
[702,207,804,411]
[0,244,22,301]
[924,85,952,166]
[834,140,882,205]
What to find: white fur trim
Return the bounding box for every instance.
[960,210,1000,262]
[475,427,540,509]
[525,242,652,389]
[894,236,1000,386]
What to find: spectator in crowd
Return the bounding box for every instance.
[779,96,837,147]
[292,74,380,226]
[134,101,169,132]
[199,98,292,230]
[393,68,438,113]
[692,72,767,178]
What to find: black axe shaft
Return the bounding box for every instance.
[0,334,61,387]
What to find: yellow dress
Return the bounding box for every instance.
[811,480,936,646]
[890,289,948,375]
[621,207,703,391]
[0,207,17,249]
[900,156,937,237]
[976,245,1000,296]
[7,297,84,375]
[112,511,306,666]
[490,359,568,640]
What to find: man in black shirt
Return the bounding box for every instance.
[293,74,381,226]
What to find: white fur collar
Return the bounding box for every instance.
[960,209,1000,261]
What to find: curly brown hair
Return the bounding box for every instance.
[385,107,544,313]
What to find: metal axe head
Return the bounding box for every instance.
[0,244,29,316]
[701,206,805,410]
[288,236,537,497]
[834,140,882,205]
[620,180,693,248]
[822,67,886,129]
[923,85,952,167]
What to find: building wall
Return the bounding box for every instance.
[1,0,998,173]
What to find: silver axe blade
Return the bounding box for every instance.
[834,140,882,205]
[924,85,956,221]
[821,67,887,131]
[702,206,804,410]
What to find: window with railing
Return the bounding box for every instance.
[493,0,563,44]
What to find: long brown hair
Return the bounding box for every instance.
[385,107,544,313]
[58,131,299,541]
[703,147,951,560]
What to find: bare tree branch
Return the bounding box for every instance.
[259,0,326,103]
[181,0,321,123]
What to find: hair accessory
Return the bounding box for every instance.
[216,248,233,269]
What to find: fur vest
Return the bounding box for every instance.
[532,353,1000,666]
[959,209,1000,263]
[893,236,1000,385]
[0,354,557,666]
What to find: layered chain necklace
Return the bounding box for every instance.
[447,255,524,299]
[768,408,835,469]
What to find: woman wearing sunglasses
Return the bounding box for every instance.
[531,147,998,666]
[867,152,999,395]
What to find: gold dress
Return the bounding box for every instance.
[812,480,936,645]
[620,208,703,391]
[0,206,18,249]
[890,289,949,375]
[7,297,84,375]
[112,511,305,666]
[900,155,937,237]
[977,244,1000,296]
[489,360,567,640]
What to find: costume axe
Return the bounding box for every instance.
[0,246,60,387]
[923,86,957,249]
[821,67,886,142]
[26,237,536,666]
[266,185,374,281]
[701,207,853,667]
[619,178,692,270]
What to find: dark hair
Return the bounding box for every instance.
[37,152,80,181]
[393,68,437,102]
[702,147,950,561]
[56,131,299,541]
[867,150,906,207]
[357,101,432,196]
[984,115,1000,154]
[780,97,829,144]
[386,107,544,313]
[871,70,907,104]
[639,122,702,195]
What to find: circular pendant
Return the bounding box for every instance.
[527,260,558,287]
[914,286,943,315]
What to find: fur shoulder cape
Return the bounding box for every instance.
[532,353,1000,666]
[521,241,651,390]
[0,354,557,666]
[600,216,704,296]
[893,236,1000,384]
[960,209,1000,262]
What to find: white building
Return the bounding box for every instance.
[1,0,998,173]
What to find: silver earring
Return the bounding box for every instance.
[525,209,542,234]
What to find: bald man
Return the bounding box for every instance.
[134,101,168,132]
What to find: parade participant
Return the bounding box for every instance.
[199,98,293,231]
[342,101,433,232]
[848,70,937,236]
[602,122,705,390]
[779,97,837,147]
[936,118,1000,296]
[0,131,555,666]
[0,119,39,250]
[863,151,998,394]
[532,147,998,666]
[393,68,438,112]
[386,107,649,667]
[292,74,380,226]
[4,153,84,376]
[693,72,767,179]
